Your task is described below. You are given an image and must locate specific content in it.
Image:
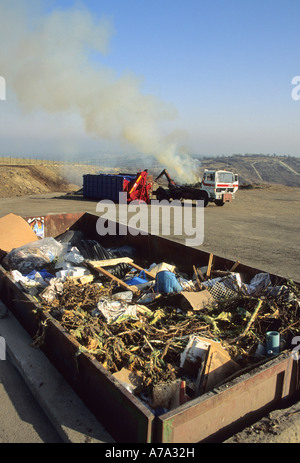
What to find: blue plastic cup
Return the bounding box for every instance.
[266,331,280,355]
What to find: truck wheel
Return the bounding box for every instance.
[215,200,225,206]
[197,192,209,207]
[155,187,170,202]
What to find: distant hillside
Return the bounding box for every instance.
[1,154,299,196]
[197,155,300,187]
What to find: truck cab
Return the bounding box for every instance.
[201,170,239,206]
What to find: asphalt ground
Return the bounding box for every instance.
[0,350,62,443]
[0,187,299,281]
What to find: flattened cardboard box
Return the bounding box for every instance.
[180,290,216,311]
[0,213,38,261]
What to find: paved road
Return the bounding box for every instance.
[0,187,299,281]
[0,301,115,444]
[0,301,62,443]
[0,355,62,443]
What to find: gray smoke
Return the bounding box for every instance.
[0,0,199,182]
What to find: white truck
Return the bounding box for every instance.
[154,168,239,207]
[201,169,239,206]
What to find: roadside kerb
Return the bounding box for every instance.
[0,300,114,444]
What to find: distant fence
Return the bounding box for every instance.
[0,155,162,186]
[0,157,99,166]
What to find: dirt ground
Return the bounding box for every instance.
[0,165,300,443]
[0,164,78,197]
[0,163,117,198]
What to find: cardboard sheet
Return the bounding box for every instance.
[180,290,216,311]
[0,213,38,261]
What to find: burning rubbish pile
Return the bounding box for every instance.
[1,215,300,414]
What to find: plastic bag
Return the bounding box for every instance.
[136,292,161,304]
[26,269,55,281]
[64,247,85,265]
[55,266,90,279]
[126,270,153,290]
[111,291,134,302]
[76,240,130,279]
[3,238,65,274]
[40,278,65,303]
[126,270,147,286]
[11,269,49,296]
[106,245,137,258]
[94,297,138,324]
[246,273,272,295]
[178,277,196,291]
[55,230,85,246]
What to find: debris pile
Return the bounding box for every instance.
[1,227,300,414]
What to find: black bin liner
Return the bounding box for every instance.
[76,240,130,279]
[56,232,131,279]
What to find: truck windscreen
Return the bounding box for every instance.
[217,172,234,183]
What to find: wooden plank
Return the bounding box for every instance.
[193,265,203,290]
[210,270,232,277]
[88,262,139,293]
[196,267,206,282]
[129,262,155,280]
[70,274,94,285]
[89,258,155,280]
[206,253,214,278]
[88,257,133,267]
[229,260,240,272]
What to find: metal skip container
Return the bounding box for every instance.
[0,211,299,443]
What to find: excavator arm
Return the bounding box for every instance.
[155,169,176,186]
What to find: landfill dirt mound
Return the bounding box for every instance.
[0,165,79,198]
[0,163,122,198]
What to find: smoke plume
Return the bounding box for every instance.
[0,1,199,182]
